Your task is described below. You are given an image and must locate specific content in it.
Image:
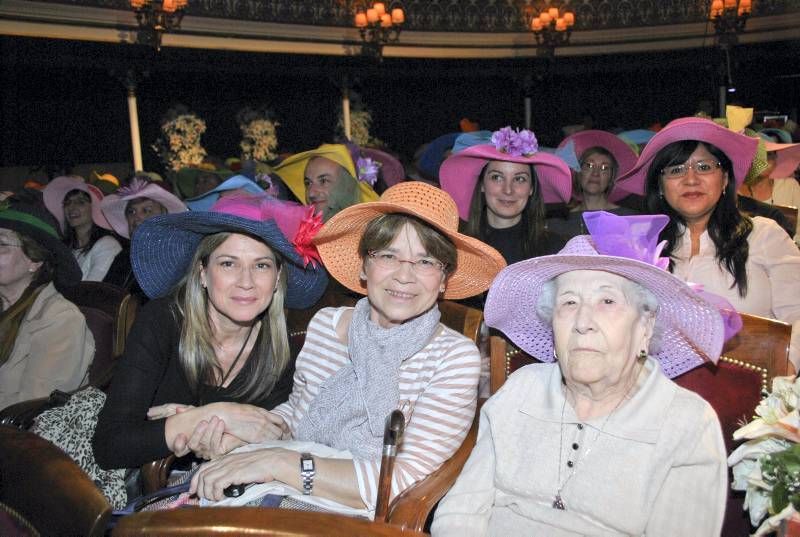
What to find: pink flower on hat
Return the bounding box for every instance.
[292,206,323,268]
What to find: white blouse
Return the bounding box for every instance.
[73,235,122,282]
[670,217,800,368]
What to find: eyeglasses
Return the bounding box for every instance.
[660,160,722,179]
[368,251,446,276]
[580,162,612,174]
[0,240,23,250]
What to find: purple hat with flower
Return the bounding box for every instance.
[439,127,572,221]
[484,211,742,378]
[131,194,327,307]
[615,117,759,197]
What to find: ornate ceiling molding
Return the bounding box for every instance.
[1,0,798,58]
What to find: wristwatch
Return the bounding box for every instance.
[300,452,315,495]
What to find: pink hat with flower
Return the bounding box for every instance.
[615,117,759,197]
[99,178,188,238]
[43,175,112,233]
[439,127,573,221]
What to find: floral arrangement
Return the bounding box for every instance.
[729,376,800,536]
[238,107,280,162]
[336,94,383,148]
[356,156,380,186]
[491,127,538,157]
[152,109,208,172]
[292,206,323,268]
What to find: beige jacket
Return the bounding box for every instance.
[432,358,727,537]
[0,283,94,410]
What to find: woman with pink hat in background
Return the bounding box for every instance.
[43,175,122,282]
[433,211,736,536]
[547,130,640,240]
[99,177,188,292]
[616,116,800,371]
[439,127,572,266]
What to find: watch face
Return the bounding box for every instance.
[302,458,314,471]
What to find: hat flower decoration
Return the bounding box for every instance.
[356,156,380,186]
[491,126,539,157]
[292,205,324,268]
[728,376,800,535]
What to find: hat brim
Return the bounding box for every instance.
[313,185,506,300]
[765,142,800,179]
[185,176,266,212]
[0,214,82,288]
[274,145,379,205]
[100,185,188,238]
[131,212,327,308]
[484,247,725,379]
[439,145,573,221]
[176,168,234,199]
[616,117,759,197]
[559,130,639,203]
[43,177,112,232]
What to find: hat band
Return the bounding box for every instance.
[0,208,59,238]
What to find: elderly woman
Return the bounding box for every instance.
[439,127,572,266]
[99,178,188,291]
[0,195,93,409]
[615,117,800,371]
[92,195,328,469]
[547,130,640,240]
[188,182,505,513]
[432,211,733,536]
[273,143,380,221]
[43,176,122,282]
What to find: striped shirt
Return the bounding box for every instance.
[272,306,481,510]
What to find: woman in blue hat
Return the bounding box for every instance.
[93,195,327,470]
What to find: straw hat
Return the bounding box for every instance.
[273,144,379,205]
[99,178,188,238]
[439,127,573,221]
[42,176,112,233]
[313,182,506,300]
[616,117,759,197]
[485,211,741,379]
[131,195,327,307]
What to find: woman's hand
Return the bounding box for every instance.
[147,403,195,420]
[171,416,246,459]
[189,448,298,501]
[205,403,290,443]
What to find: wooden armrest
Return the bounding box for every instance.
[140,454,177,495]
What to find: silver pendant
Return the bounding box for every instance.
[552,494,566,510]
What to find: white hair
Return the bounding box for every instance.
[536,274,663,355]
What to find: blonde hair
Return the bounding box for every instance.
[175,232,290,402]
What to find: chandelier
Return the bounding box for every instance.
[710,0,752,48]
[129,0,188,50]
[527,6,575,52]
[353,2,405,59]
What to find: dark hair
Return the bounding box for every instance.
[644,140,752,296]
[358,213,457,277]
[62,190,113,252]
[462,162,546,258]
[18,230,55,287]
[576,146,619,198]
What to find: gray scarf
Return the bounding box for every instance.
[295,297,441,459]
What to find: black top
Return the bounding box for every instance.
[483,220,566,266]
[92,297,295,470]
[546,205,641,243]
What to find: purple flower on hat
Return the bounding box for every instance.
[491,127,539,157]
[583,211,671,271]
[255,173,280,198]
[116,177,150,198]
[356,156,380,186]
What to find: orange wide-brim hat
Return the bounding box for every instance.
[313,182,506,300]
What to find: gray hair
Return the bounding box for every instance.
[536,274,663,355]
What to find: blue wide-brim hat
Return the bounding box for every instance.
[185,175,265,212]
[131,211,327,308]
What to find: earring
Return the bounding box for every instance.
[638,349,647,360]
[552,348,558,360]
[28,268,36,273]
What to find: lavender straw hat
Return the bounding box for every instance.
[484,211,741,378]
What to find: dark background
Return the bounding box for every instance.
[1,35,798,176]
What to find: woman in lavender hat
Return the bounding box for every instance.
[433,211,739,537]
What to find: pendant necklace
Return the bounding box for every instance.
[218,322,255,388]
[552,366,642,511]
